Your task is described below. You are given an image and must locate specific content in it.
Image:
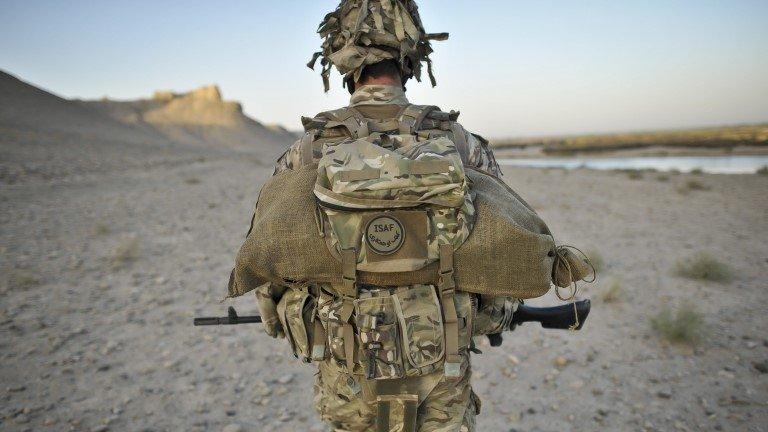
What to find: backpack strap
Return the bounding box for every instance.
[398,104,439,135]
[339,248,358,372]
[299,133,316,166]
[325,107,370,139]
[303,107,371,140]
[439,244,461,379]
[450,123,470,166]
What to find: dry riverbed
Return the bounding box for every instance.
[1,157,767,431]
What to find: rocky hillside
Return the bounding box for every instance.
[0,70,296,183]
[81,85,298,153]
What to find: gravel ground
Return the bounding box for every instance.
[1,153,767,432]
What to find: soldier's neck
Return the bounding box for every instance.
[355,75,402,88]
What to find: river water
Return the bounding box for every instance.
[496,155,768,174]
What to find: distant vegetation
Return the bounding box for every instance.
[491,123,768,154]
[110,236,140,269]
[674,252,732,282]
[651,302,707,346]
[600,280,623,303]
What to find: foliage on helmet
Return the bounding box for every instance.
[307,0,448,92]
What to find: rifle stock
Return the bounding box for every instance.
[511,299,591,330]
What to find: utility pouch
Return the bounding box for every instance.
[277,288,317,362]
[354,294,404,380]
[454,291,475,350]
[392,285,445,376]
[325,296,355,370]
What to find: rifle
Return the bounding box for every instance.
[194,299,591,330]
[486,299,591,346]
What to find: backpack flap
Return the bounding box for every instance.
[314,137,475,273]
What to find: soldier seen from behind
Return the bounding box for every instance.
[222,1,595,431]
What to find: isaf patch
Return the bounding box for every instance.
[365,215,405,255]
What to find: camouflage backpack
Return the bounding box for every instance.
[310,105,473,378]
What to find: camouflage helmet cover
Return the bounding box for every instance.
[307,0,448,92]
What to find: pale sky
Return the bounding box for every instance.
[2,0,767,138]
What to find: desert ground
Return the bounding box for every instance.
[2,71,767,431]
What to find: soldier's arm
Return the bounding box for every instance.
[456,125,522,337]
[254,135,311,338]
[460,126,502,177]
[273,134,309,175]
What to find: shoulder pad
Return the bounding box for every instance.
[301,116,327,132]
[301,107,361,133]
[470,132,489,145]
[425,109,460,122]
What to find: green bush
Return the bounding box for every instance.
[110,236,140,268]
[684,179,710,191]
[674,252,732,282]
[9,270,40,290]
[757,166,768,175]
[650,303,707,346]
[586,249,604,273]
[601,280,623,303]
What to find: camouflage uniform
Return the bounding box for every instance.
[254,1,519,430]
[261,84,518,432]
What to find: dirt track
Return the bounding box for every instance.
[2,155,767,431]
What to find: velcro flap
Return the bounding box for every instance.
[406,160,451,175]
[338,167,381,182]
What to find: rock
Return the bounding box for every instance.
[277,374,294,385]
[656,390,673,399]
[717,369,735,379]
[91,426,109,432]
[7,386,26,392]
[553,356,569,368]
[752,361,768,374]
[221,424,243,432]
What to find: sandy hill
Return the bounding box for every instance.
[80,85,298,153]
[0,70,296,183]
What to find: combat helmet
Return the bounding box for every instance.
[308,0,448,92]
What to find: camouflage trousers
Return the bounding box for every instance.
[313,355,479,432]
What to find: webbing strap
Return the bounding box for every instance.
[439,244,461,379]
[398,105,437,135]
[450,123,469,166]
[345,107,369,138]
[311,318,327,361]
[299,133,315,166]
[340,248,358,372]
[342,304,355,372]
[341,248,358,297]
[376,399,390,432]
[376,395,419,432]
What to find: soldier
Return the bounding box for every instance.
[256,1,519,431]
